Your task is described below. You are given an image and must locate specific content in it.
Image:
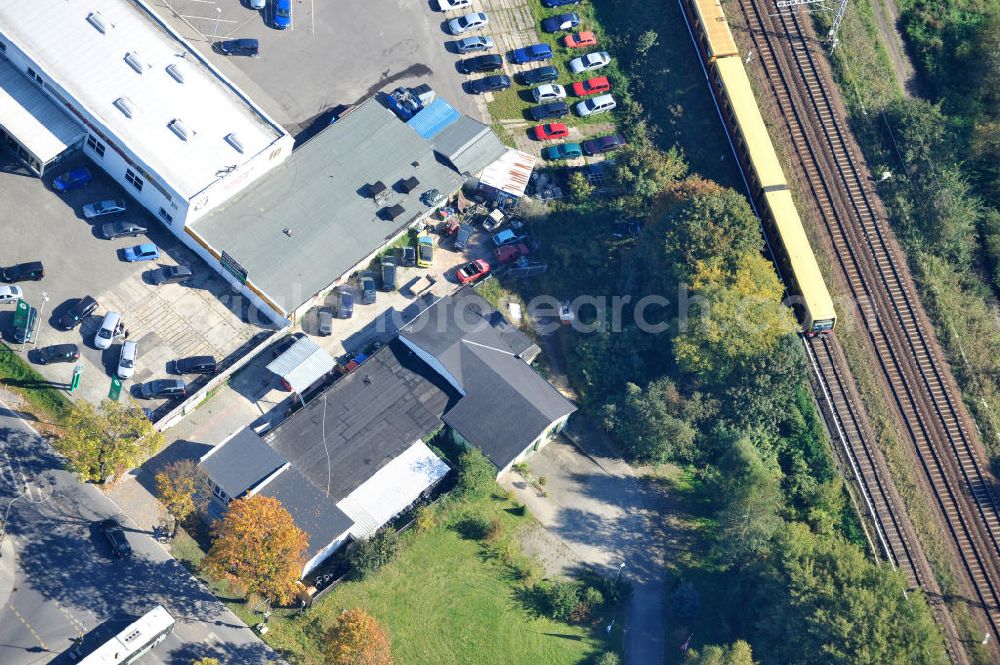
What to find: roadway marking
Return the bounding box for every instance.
[8,604,49,652]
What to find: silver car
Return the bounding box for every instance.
[0,285,23,304]
[448,12,488,35]
[117,340,138,379]
[455,35,494,53]
[568,51,611,74]
[532,83,566,103]
[83,198,126,219]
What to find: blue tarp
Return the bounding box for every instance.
[407,98,460,139]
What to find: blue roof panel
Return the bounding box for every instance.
[407,98,461,139]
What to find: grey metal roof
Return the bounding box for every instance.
[265,336,336,393]
[432,116,507,176]
[194,98,466,316]
[199,428,287,499]
[257,467,353,561]
[0,56,84,163]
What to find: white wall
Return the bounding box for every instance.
[398,336,465,395]
[302,530,352,578]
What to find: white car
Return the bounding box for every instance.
[439,0,471,10]
[576,93,617,117]
[94,311,121,350]
[248,0,265,8]
[118,340,138,379]
[82,198,126,219]
[448,12,488,35]
[532,83,567,103]
[568,51,611,74]
[0,285,23,304]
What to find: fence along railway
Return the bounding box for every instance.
[680,0,1000,659]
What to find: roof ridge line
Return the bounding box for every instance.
[461,338,517,357]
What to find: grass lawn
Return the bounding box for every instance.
[0,342,71,424]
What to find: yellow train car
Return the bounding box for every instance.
[690,0,739,61]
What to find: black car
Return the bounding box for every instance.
[139,379,186,399]
[171,355,218,374]
[150,265,193,286]
[100,220,148,240]
[99,518,133,558]
[519,65,559,86]
[458,54,503,74]
[0,261,44,283]
[397,246,416,267]
[270,331,305,358]
[13,307,38,343]
[359,271,377,305]
[582,133,626,156]
[58,295,98,330]
[215,38,259,57]
[381,256,397,291]
[37,343,80,365]
[528,101,570,121]
[468,75,512,94]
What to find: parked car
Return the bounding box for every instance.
[139,379,186,400]
[532,83,566,103]
[359,271,377,305]
[421,189,446,207]
[541,12,580,32]
[468,75,512,94]
[397,246,416,267]
[509,43,553,64]
[569,51,611,73]
[528,101,569,121]
[456,260,490,285]
[270,332,305,358]
[482,209,506,232]
[571,76,611,97]
[454,224,474,250]
[122,243,160,262]
[317,306,334,334]
[439,0,472,9]
[519,66,559,86]
[448,12,488,34]
[564,31,597,48]
[494,242,530,263]
[542,0,579,7]
[117,340,138,380]
[381,256,397,291]
[492,229,527,247]
[273,0,292,28]
[37,344,80,365]
[582,133,626,155]
[417,233,434,268]
[94,311,122,350]
[58,295,98,330]
[0,285,23,304]
[455,35,494,53]
[13,307,38,344]
[149,265,192,285]
[0,261,44,283]
[439,216,461,236]
[171,355,218,374]
[533,123,570,140]
[215,38,260,57]
[100,220,147,239]
[542,142,583,160]
[337,285,355,319]
[82,199,126,219]
[249,0,266,8]
[99,518,133,559]
[52,167,92,192]
[458,54,503,73]
[576,93,617,117]
[612,220,643,239]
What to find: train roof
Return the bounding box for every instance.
[693,0,739,59]
[764,189,836,322]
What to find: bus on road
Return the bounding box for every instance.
[76,605,175,664]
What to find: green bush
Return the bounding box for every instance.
[456,448,497,497]
[348,527,399,580]
[542,580,581,622]
[595,653,621,665]
[484,517,505,545]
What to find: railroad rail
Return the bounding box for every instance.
[735,0,1000,648]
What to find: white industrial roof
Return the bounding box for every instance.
[479,148,536,198]
[266,337,336,394]
[336,440,449,538]
[0,57,84,164]
[0,0,286,199]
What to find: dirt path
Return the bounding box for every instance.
[869,0,925,98]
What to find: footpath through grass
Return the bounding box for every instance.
[0,342,71,424]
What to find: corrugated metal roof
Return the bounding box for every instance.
[265,336,336,393]
[199,428,287,499]
[407,97,460,139]
[478,148,537,198]
[0,57,84,163]
[432,115,507,176]
[0,0,287,198]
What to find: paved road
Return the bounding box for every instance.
[0,404,281,665]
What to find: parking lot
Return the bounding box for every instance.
[0,156,265,408]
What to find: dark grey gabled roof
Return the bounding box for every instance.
[432,115,507,176]
[199,428,287,499]
[257,467,353,561]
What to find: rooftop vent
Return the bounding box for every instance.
[114,97,136,118]
[224,133,244,153]
[87,12,110,34]
[168,119,193,141]
[165,63,185,83]
[124,52,149,74]
[398,176,419,193]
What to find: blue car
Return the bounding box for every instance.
[492,229,528,247]
[541,12,580,33]
[508,43,553,65]
[542,0,579,7]
[123,243,160,262]
[273,0,292,28]
[52,167,92,193]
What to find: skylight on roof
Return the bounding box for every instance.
[114,97,136,118]
[166,63,185,83]
[169,119,193,141]
[87,12,111,34]
[124,51,150,74]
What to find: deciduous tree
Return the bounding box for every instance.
[57,399,162,482]
[154,459,207,528]
[325,608,394,665]
[684,641,756,665]
[190,658,220,665]
[602,379,704,464]
[202,495,308,605]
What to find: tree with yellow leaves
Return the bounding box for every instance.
[57,399,162,483]
[155,459,207,531]
[325,608,394,665]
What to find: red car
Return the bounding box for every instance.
[563,31,597,49]
[533,123,569,141]
[456,259,490,284]
[571,76,611,97]
[493,242,530,263]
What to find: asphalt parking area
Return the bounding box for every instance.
[0,157,264,408]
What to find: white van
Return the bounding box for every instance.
[118,340,138,379]
[94,311,121,350]
[575,94,616,117]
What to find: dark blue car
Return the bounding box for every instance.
[542,0,579,7]
[52,167,92,193]
[541,12,580,33]
[508,43,553,64]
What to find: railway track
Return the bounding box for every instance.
[734,0,1000,647]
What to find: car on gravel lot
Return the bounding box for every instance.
[532,83,566,103]
[318,306,334,335]
[100,220,148,239]
[0,285,22,304]
[509,43,553,64]
[542,142,583,160]
[37,344,80,365]
[576,93,617,117]
[541,12,580,32]
[99,518,133,559]
[533,123,570,140]
[337,285,355,319]
[397,246,416,267]
[417,233,435,268]
[171,355,218,374]
[456,259,490,284]
[215,38,260,57]
[58,295,98,330]
[359,271,377,305]
[455,35,493,53]
[454,224,474,250]
[458,54,503,73]
[0,261,44,283]
[117,340,138,380]
[448,12,488,34]
[569,51,611,73]
[52,167,92,192]
[571,76,611,97]
[82,199,126,219]
[149,265,192,286]
[583,133,626,155]
[528,101,569,121]
[140,378,186,400]
[564,31,597,48]
[381,255,397,291]
[439,0,472,9]
[519,66,559,86]
[122,243,160,262]
[468,75,512,94]
[492,229,528,247]
[494,242,530,263]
